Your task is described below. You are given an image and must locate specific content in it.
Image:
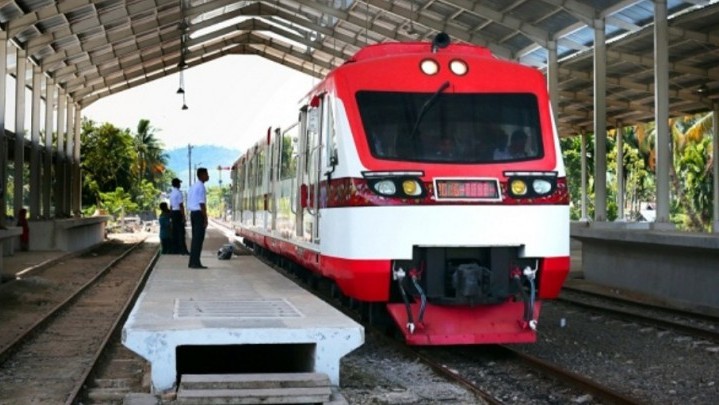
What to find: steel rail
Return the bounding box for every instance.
[559,293,719,343]
[0,239,146,363]
[498,345,644,405]
[65,244,159,405]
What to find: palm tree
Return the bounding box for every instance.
[133,119,168,185]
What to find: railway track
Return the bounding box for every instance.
[0,239,158,404]
[248,244,644,405]
[559,286,719,342]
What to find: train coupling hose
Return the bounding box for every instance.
[523,265,538,331]
[393,265,416,334]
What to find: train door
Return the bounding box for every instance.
[295,107,308,238]
[269,128,280,231]
[246,151,256,227]
[258,140,269,231]
[301,95,323,244]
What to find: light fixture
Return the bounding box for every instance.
[697,83,708,95]
[177,69,185,94]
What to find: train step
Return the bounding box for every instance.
[176,372,346,404]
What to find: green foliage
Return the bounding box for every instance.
[81,118,168,219]
[81,119,137,206]
[98,187,138,217]
[206,185,231,219]
[561,112,714,231]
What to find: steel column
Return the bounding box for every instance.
[616,121,625,221]
[65,100,74,217]
[43,78,54,218]
[73,106,81,216]
[713,102,719,233]
[581,130,590,221]
[14,48,27,218]
[0,31,7,227]
[55,89,66,217]
[654,0,671,225]
[593,19,607,222]
[547,40,559,125]
[30,65,42,219]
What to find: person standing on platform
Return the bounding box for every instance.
[158,202,172,254]
[188,167,209,269]
[169,178,189,254]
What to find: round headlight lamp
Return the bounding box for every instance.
[449,59,468,76]
[420,59,439,75]
[532,179,552,195]
[402,180,422,196]
[510,179,527,196]
[373,180,397,196]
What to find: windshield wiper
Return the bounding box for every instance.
[409,81,450,141]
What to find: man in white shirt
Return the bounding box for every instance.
[187,167,209,268]
[169,178,189,255]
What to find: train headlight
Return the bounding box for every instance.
[449,59,468,76]
[373,180,397,196]
[532,179,552,195]
[402,179,422,196]
[510,179,527,196]
[420,59,439,75]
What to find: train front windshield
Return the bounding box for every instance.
[357,91,544,163]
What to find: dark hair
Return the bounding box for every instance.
[196,167,208,177]
[159,202,169,212]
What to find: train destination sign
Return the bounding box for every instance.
[435,179,500,200]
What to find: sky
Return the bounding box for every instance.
[83,55,315,152]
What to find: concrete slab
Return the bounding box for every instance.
[122,232,364,394]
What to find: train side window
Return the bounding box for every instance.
[324,95,338,166]
[280,131,297,180]
[257,147,266,188]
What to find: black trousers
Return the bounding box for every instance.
[189,210,205,266]
[170,211,188,254]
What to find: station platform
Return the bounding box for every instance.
[121,226,365,394]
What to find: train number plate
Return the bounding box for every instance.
[434,179,500,200]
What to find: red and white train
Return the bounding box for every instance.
[231,34,570,345]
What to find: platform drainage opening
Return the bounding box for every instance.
[176,344,316,376]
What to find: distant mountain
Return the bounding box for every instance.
[165,145,241,187]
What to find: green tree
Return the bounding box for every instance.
[133,119,168,187]
[81,119,137,207]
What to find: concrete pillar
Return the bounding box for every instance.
[30,65,42,220]
[43,78,54,218]
[654,0,671,226]
[616,122,625,221]
[14,48,27,218]
[580,130,590,221]
[713,102,719,233]
[0,31,7,227]
[593,19,607,222]
[55,89,66,217]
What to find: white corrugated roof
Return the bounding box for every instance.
[0,0,716,134]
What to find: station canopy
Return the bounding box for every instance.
[0,0,717,134]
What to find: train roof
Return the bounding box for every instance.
[344,42,493,64]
